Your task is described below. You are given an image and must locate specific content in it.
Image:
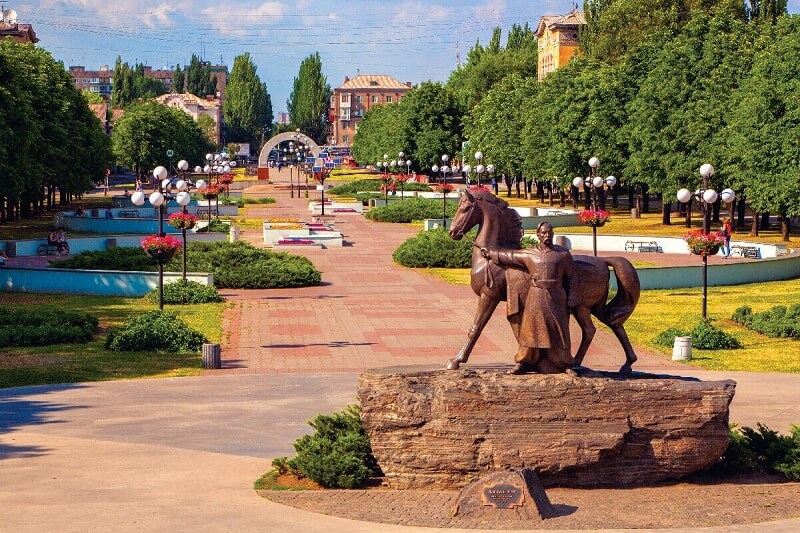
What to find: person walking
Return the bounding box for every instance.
[720,217,733,258]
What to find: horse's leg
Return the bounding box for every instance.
[447,292,500,370]
[571,306,596,367]
[611,325,638,374]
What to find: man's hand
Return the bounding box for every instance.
[480,248,490,259]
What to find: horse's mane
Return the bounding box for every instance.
[471,189,523,247]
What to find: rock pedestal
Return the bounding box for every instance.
[358,368,735,489]
[453,468,554,520]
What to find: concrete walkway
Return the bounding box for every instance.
[1,174,799,532]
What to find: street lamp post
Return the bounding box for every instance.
[432,154,450,227]
[676,164,734,319]
[572,157,616,257]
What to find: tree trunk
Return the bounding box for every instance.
[662,200,671,225]
[642,185,650,213]
[584,185,591,209]
[559,191,566,208]
[760,212,770,230]
[599,188,607,210]
[750,210,759,236]
[685,199,692,229]
[736,196,746,228]
[627,186,634,211]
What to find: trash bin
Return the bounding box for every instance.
[630,208,640,219]
[229,225,241,242]
[672,336,692,361]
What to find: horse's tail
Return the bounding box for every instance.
[596,256,640,328]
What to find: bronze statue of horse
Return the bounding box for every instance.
[446,188,641,373]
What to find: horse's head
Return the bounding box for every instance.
[449,189,482,240]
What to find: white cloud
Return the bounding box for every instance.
[142,4,178,29]
[472,0,506,23]
[200,1,287,36]
[392,1,451,25]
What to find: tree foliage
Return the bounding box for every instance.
[223,53,273,148]
[287,53,331,144]
[111,101,212,179]
[184,55,217,98]
[111,57,167,108]
[0,40,111,221]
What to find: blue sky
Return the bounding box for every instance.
[10,0,800,114]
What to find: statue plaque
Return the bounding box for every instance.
[481,483,523,509]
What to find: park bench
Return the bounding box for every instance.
[624,240,662,253]
[732,245,760,259]
[37,244,61,256]
[119,210,140,218]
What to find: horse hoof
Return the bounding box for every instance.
[507,363,532,375]
[446,360,460,370]
[619,364,633,375]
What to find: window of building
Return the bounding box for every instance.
[342,121,350,130]
[341,93,350,104]
[385,95,393,103]
[371,95,378,103]
[341,107,350,120]
[355,95,362,103]
[343,135,349,143]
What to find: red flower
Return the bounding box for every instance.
[577,209,611,225]
[218,173,234,185]
[434,183,454,193]
[167,212,199,230]
[200,183,224,199]
[684,230,724,255]
[141,235,181,254]
[469,185,491,193]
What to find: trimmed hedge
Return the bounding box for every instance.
[105,310,207,352]
[732,305,800,339]
[0,309,98,347]
[329,179,431,196]
[393,229,538,269]
[55,241,322,289]
[366,197,457,223]
[144,280,224,304]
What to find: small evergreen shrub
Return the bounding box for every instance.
[653,320,741,350]
[0,309,98,347]
[731,304,800,339]
[197,219,231,233]
[712,423,800,481]
[144,280,224,305]
[285,405,378,489]
[242,197,276,204]
[105,311,207,352]
[329,179,431,196]
[55,247,164,271]
[366,197,457,223]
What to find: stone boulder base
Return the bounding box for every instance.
[358,368,735,490]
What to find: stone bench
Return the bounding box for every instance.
[118,210,140,218]
[37,244,61,256]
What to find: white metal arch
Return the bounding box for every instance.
[258,131,322,167]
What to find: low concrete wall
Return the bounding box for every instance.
[423,213,580,231]
[5,233,227,258]
[605,253,800,290]
[56,206,238,234]
[0,266,214,297]
[558,233,787,258]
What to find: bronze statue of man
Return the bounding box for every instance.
[481,222,577,374]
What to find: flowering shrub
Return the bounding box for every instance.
[577,209,611,226]
[199,183,224,199]
[167,212,199,230]
[684,230,725,256]
[434,183,454,193]
[141,235,181,255]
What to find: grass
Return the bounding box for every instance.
[329,168,380,182]
[0,292,227,388]
[422,268,800,373]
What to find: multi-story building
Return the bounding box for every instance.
[155,92,222,144]
[536,9,585,80]
[328,74,412,147]
[277,113,291,126]
[68,65,113,100]
[0,6,37,44]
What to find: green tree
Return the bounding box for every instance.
[196,114,218,146]
[111,59,166,107]
[82,90,105,104]
[112,101,211,179]
[287,53,331,144]
[351,103,406,168]
[173,64,185,93]
[223,53,273,147]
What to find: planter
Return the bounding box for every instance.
[690,245,720,257]
[145,248,178,262]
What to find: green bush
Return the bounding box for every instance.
[712,423,800,481]
[393,228,475,268]
[197,219,231,233]
[104,310,207,352]
[0,309,98,347]
[242,197,276,204]
[285,405,378,489]
[366,197,457,223]
[731,304,800,339]
[144,280,224,305]
[329,179,431,196]
[652,320,741,350]
[54,241,322,290]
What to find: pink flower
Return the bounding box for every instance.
[577,209,611,225]
[167,212,199,230]
[141,235,181,254]
[684,230,724,255]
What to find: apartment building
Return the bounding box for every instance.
[536,9,586,80]
[328,74,412,146]
[68,65,114,99]
[0,6,37,44]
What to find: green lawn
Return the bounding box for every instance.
[423,269,800,373]
[0,292,227,388]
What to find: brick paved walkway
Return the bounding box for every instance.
[218,176,683,375]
